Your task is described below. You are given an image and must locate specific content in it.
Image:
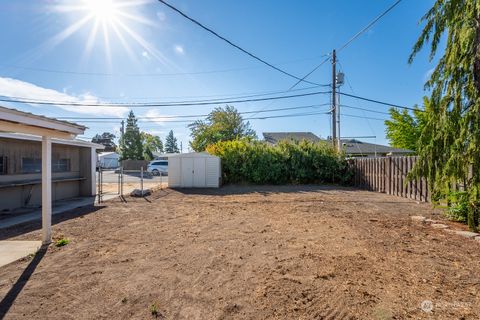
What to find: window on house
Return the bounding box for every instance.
[53,159,70,172]
[0,156,7,175]
[22,158,41,173]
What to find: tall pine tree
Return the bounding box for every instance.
[164,130,180,153]
[119,111,144,160]
[410,0,480,230]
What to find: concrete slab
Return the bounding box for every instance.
[410,216,426,223]
[444,229,479,239]
[0,197,96,230]
[431,223,449,229]
[0,241,42,267]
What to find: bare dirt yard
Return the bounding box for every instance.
[0,185,479,319]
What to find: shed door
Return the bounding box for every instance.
[193,158,206,187]
[181,158,194,187]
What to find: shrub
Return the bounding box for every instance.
[207,139,350,184]
[55,238,70,247]
[445,191,480,230]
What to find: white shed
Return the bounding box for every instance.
[98,151,119,168]
[168,152,221,188]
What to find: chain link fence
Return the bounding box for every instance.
[97,167,167,202]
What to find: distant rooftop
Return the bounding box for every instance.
[340,139,412,156]
[262,132,413,156]
[263,132,321,144]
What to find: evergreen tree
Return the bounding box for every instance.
[164,130,180,153]
[119,111,144,160]
[410,0,480,230]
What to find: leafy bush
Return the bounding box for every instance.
[445,191,479,230]
[206,139,351,184]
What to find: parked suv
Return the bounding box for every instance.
[147,160,168,176]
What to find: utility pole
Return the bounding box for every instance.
[331,49,337,150]
[336,71,344,153]
[121,120,125,138]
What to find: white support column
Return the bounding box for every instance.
[42,136,52,244]
[90,147,97,196]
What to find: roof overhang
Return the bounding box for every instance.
[0,132,104,149]
[0,106,86,139]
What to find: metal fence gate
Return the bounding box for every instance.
[97,167,167,202]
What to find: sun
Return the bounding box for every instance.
[47,0,170,65]
[84,0,117,22]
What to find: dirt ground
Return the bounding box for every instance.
[101,182,167,195]
[0,185,479,319]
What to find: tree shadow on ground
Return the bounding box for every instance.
[0,245,47,318]
[0,205,105,241]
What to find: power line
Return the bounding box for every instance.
[289,56,331,90]
[337,0,403,52]
[2,85,330,105]
[341,113,386,121]
[89,84,329,101]
[0,90,331,108]
[56,103,331,120]
[339,104,390,115]
[294,0,403,85]
[0,54,329,78]
[156,0,320,86]
[339,92,421,112]
[68,110,332,124]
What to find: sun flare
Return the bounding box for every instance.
[48,0,169,65]
[84,0,117,22]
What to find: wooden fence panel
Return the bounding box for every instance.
[349,156,429,203]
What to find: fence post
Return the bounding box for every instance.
[141,166,144,195]
[98,167,102,204]
[120,166,124,197]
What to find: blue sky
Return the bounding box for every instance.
[0,0,436,149]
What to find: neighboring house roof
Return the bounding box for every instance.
[262,131,413,156]
[341,139,412,156]
[0,132,104,149]
[263,132,321,144]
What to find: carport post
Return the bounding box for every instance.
[42,136,52,244]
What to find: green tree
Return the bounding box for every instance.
[119,111,144,160]
[164,130,180,153]
[142,132,163,160]
[189,105,257,152]
[92,132,117,152]
[384,100,429,151]
[410,0,480,230]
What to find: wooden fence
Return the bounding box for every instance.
[349,156,429,202]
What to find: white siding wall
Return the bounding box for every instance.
[167,156,181,187]
[167,153,220,188]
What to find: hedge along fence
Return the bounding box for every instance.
[206,139,351,184]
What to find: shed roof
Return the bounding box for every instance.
[166,152,219,158]
[98,151,119,157]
